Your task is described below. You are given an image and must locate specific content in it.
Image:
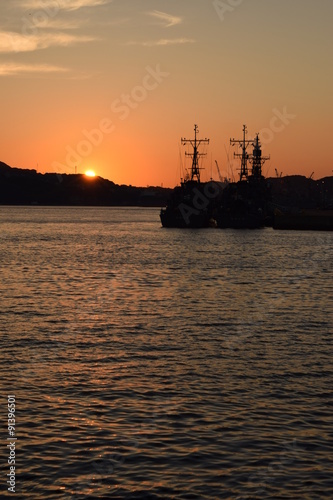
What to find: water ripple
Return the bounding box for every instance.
[0,207,332,499]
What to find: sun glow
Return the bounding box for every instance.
[85,169,96,177]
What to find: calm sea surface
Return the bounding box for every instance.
[0,206,332,499]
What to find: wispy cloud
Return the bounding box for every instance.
[127,38,195,47]
[27,18,87,30]
[22,0,111,12]
[148,10,182,28]
[0,31,96,53]
[0,62,68,76]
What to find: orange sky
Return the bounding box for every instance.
[0,0,332,187]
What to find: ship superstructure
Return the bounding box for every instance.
[160,125,223,228]
[230,125,270,182]
[181,124,209,183]
[249,133,270,180]
[217,125,272,228]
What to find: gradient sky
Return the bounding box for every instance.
[0,0,332,187]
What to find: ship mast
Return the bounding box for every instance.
[249,134,270,179]
[181,124,209,183]
[230,125,253,181]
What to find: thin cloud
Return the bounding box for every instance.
[0,31,96,53]
[22,0,111,12]
[0,62,68,76]
[148,10,182,28]
[127,38,195,47]
[29,18,87,30]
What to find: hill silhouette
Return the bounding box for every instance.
[0,161,332,209]
[268,174,333,210]
[0,162,171,206]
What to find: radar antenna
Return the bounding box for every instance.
[181,124,209,183]
[230,125,253,181]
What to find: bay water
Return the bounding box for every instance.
[0,207,332,499]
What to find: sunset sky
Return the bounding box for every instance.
[0,0,332,187]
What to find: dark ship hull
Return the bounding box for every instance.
[160,207,210,228]
[160,125,224,228]
[216,177,272,229]
[216,127,272,229]
[160,181,223,228]
[217,212,265,229]
[273,209,333,230]
[161,124,271,229]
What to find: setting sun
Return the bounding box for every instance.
[85,170,96,178]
